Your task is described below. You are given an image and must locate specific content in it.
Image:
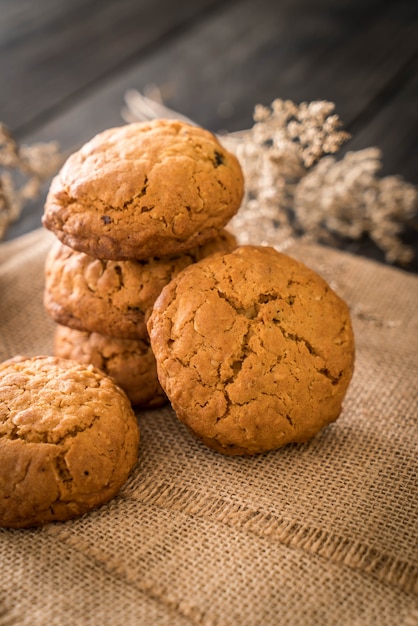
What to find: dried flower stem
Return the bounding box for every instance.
[0,124,64,239]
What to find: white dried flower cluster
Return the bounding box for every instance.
[0,124,64,239]
[252,99,350,169]
[225,99,417,264]
[227,99,351,249]
[294,148,417,264]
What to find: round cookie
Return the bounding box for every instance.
[0,355,140,528]
[44,230,237,339]
[147,245,355,455]
[54,325,167,408]
[42,119,244,260]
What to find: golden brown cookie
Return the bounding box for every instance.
[147,245,355,455]
[42,119,244,260]
[44,230,237,339]
[54,325,167,408]
[0,355,139,528]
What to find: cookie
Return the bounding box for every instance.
[54,325,167,408]
[44,230,237,339]
[42,119,244,260]
[147,245,355,455]
[0,355,139,528]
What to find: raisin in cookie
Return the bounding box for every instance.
[42,119,244,260]
[147,245,355,455]
[0,355,140,528]
[44,230,237,339]
[54,325,167,408]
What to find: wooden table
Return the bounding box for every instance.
[1,0,417,270]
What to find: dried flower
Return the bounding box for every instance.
[0,124,64,239]
[293,148,418,264]
[251,99,350,169]
[227,99,351,248]
[226,101,416,264]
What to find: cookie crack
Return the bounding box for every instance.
[216,287,257,319]
[139,175,148,198]
[54,454,73,483]
[257,293,277,305]
[273,322,343,385]
[317,367,343,386]
[208,267,257,320]
[4,410,104,446]
[215,177,227,192]
[210,264,285,321]
[112,264,125,290]
[285,413,295,428]
[218,324,258,420]
[273,323,320,359]
[119,176,150,211]
[62,180,153,216]
[191,172,203,206]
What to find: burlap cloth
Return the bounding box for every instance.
[0,227,417,626]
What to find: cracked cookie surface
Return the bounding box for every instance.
[44,230,237,339]
[0,355,140,528]
[42,119,244,260]
[54,326,167,408]
[147,245,355,455]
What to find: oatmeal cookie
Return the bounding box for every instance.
[54,325,167,408]
[44,230,237,339]
[0,355,139,528]
[147,245,355,455]
[42,119,244,260]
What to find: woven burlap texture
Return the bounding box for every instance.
[0,227,417,626]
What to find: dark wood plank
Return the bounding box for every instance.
[1,0,94,41]
[19,0,417,147]
[0,0,227,134]
[4,0,417,143]
[345,61,418,182]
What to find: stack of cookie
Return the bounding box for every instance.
[42,119,244,408]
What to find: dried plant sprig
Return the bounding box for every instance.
[122,87,196,126]
[293,148,418,264]
[228,99,351,247]
[251,99,350,169]
[0,123,64,239]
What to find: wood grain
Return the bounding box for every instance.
[0,0,225,133]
